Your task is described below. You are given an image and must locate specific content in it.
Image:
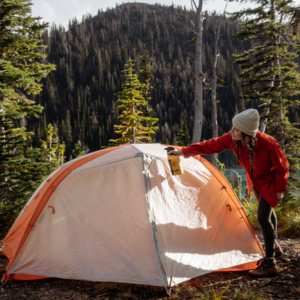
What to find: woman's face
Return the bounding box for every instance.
[231,124,243,141]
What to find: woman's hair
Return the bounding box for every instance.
[235,132,257,177]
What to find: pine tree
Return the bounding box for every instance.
[176,118,191,146]
[230,0,300,203]
[40,124,66,169]
[0,0,55,103]
[109,58,158,145]
[64,110,73,157]
[0,0,55,232]
[72,140,86,158]
[138,45,154,104]
[21,3,297,167]
[138,45,155,135]
[0,109,53,231]
[231,0,300,140]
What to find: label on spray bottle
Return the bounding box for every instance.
[164,147,184,176]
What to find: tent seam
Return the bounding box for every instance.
[141,154,169,290]
[71,155,143,173]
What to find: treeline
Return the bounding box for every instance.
[29,3,300,165]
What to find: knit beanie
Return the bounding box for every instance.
[232,109,260,136]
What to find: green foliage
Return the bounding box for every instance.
[276,192,300,237]
[176,118,191,146]
[216,158,226,175]
[62,110,73,158]
[279,210,300,237]
[27,3,260,166]
[40,124,65,169]
[210,284,230,300]
[0,114,52,233]
[138,45,156,137]
[138,45,154,103]
[233,284,266,300]
[0,0,55,235]
[0,0,56,102]
[109,58,158,145]
[242,194,259,228]
[230,0,300,202]
[72,140,86,158]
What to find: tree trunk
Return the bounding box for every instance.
[258,99,272,133]
[211,21,221,167]
[259,0,274,134]
[274,49,284,148]
[271,0,284,149]
[192,0,204,143]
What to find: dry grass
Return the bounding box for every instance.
[85,282,267,300]
[279,210,300,237]
[232,284,268,300]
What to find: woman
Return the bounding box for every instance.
[168,109,289,278]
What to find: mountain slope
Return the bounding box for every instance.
[31,3,260,164]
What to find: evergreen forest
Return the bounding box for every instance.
[2,1,300,298]
[30,2,300,165]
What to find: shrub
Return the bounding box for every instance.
[242,195,259,228]
[279,210,300,237]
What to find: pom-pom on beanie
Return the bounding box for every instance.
[232,109,260,137]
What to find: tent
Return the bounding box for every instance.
[1,144,263,292]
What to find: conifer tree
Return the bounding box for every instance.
[138,45,154,104]
[230,0,300,141]
[72,140,86,158]
[40,124,66,170]
[138,45,155,133]
[0,0,55,103]
[0,0,55,231]
[230,0,300,202]
[63,110,73,158]
[0,109,53,231]
[176,118,191,146]
[109,58,158,145]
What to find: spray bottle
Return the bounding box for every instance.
[164,147,184,176]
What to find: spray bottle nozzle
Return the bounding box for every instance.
[164,147,175,155]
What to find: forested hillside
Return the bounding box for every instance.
[29,3,300,164]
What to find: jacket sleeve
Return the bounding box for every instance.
[268,141,290,193]
[181,132,233,158]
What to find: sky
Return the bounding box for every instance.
[30,0,255,29]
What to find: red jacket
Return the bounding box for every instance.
[182,131,289,208]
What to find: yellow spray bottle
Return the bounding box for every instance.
[164,147,184,176]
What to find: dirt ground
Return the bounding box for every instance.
[1,230,299,300]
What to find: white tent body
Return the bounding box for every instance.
[6,144,263,290]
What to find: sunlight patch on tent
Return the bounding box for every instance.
[165,250,262,271]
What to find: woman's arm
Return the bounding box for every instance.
[179,132,233,158]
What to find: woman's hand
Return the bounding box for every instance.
[276,192,284,203]
[167,150,183,157]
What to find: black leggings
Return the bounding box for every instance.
[257,195,277,258]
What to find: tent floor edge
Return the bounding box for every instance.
[1,273,10,284]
